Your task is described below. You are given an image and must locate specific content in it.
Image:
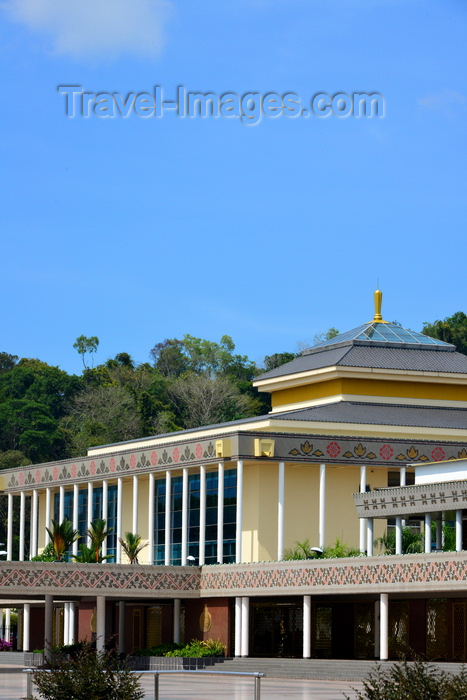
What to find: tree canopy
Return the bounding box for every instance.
[422,311,467,354]
[2,313,460,468]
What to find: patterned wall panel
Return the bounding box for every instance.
[200,552,467,597]
[0,563,201,598]
[354,479,467,518]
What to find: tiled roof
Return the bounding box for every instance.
[255,345,467,381]
[270,401,467,430]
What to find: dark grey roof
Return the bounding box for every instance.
[255,344,467,382]
[269,401,467,430]
[90,400,467,454]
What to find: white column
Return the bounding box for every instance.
[59,485,65,522]
[45,488,51,546]
[118,601,125,653]
[359,466,367,553]
[199,466,206,566]
[69,602,76,645]
[380,593,389,661]
[374,599,380,659]
[102,481,108,559]
[278,462,285,561]
[7,493,13,560]
[116,477,123,564]
[181,468,188,565]
[5,609,11,644]
[96,596,106,652]
[217,462,224,564]
[367,518,374,556]
[132,475,139,534]
[236,461,244,564]
[1,607,4,640]
[235,597,242,657]
[173,599,181,644]
[64,603,70,646]
[319,464,326,550]
[400,467,407,527]
[148,473,155,565]
[19,491,25,561]
[456,510,463,552]
[44,595,53,661]
[395,516,403,555]
[303,595,311,658]
[87,481,94,534]
[164,471,171,566]
[31,490,38,559]
[72,484,79,556]
[425,513,432,554]
[436,513,443,550]
[241,597,249,657]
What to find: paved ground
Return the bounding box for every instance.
[0,665,363,699]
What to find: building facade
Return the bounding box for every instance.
[2,291,467,661]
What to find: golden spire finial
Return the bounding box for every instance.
[373,289,383,322]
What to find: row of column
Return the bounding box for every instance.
[9,460,408,564]
[358,463,464,555]
[7,461,246,566]
[233,593,392,661]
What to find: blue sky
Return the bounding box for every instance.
[1,0,466,374]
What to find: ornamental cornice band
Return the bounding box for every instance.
[354,479,467,518]
[4,431,467,491]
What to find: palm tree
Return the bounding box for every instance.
[118,532,148,564]
[86,519,113,563]
[72,543,114,563]
[45,519,80,561]
[375,526,423,555]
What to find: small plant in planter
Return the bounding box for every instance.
[0,638,12,651]
[165,639,226,658]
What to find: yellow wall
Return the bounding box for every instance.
[272,377,467,408]
[283,464,320,550]
[243,463,279,562]
[243,462,391,560]
[138,476,150,564]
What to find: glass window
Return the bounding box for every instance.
[153,468,236,565]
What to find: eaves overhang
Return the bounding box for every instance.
[254,364,467,394]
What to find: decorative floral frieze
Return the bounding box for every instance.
[286,438,465,466]
[6,439,221,491]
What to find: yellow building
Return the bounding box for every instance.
[2,291,467,661]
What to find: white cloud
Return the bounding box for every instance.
[2,0,172,60]
[418,90,467,111]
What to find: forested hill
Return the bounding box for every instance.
[0,311,465,468]
[0,336,298,468]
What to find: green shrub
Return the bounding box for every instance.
[165,639,226,658]
[133,642,182,657]
[28,642,143,700]
[346,659,467,700]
